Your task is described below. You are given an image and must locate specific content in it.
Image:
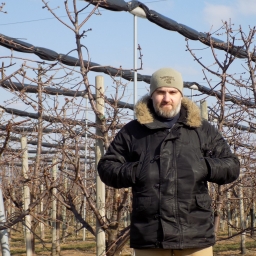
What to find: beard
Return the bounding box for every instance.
[153,101,181,119]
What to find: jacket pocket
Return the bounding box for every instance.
[193,150,209,182]
[132,196,158,218]
[196,194,212,210]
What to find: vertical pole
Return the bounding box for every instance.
[83,95,88,241]
[200,100,208,120]
[62,167,67,242]
[251,179,255,237]
[95,76,106,256]
[21,136,33,256]
[238,183,246,254]
[251,202,255,237]
[235,208,239,228]
[7,165,10,237]
[0,185,11,256]
[40,184,45,240]
[227,190,232,237]
[52,157,57,256]
[62,109,67,243]
[133,14,137,118]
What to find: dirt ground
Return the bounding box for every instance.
[1,247,256,256]
[34,247,256,256]
[1,233,256,256]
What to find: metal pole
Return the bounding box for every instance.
[95,76,106,256]
[21,136,33,256]
[189,84,198,102]
[133,14,137,118]
[83,95,88,241]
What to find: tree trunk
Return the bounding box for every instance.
[238,184,246,254]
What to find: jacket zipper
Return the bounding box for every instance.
[173,140,183,249]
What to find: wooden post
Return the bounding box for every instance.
[52,157,57,256]
[95,76,106,256]
[21,136,33,256]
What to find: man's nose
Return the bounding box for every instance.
[163,93,171,102]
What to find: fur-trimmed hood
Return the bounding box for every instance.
[134,95,202,128]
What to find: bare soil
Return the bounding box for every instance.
[2,231,256,255]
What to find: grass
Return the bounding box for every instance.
[6,227,256,256]
[214,241,256,252]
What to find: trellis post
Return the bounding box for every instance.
[21,136,33,256]
[95,76,106,256]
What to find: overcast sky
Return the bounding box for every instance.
[0,0,255,109]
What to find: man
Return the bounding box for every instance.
[98,68,240,256]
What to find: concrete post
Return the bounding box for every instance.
[95,76,106,256]
[21,136,33,256]
[0,186,11,256]
[200,100,208,120]
[40,184,45,240]
[227,190,232,237]
[239,183,246,254]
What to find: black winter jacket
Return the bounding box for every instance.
[98,96,240,249]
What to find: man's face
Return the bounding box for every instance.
[151,87,183,118]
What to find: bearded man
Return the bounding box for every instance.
[98,67,240,256]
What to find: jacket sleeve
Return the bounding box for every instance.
[202,121,240,185]
[97,126,137,188]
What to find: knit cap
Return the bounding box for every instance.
[150,67,183,96]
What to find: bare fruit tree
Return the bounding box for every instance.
[186,22,256,249]
[0,1,138,255]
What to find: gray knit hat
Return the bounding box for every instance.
[150,67,183,96]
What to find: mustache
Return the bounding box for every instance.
[160,103,173,106]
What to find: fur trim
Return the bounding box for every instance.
[181,97,202,127]
[135,94,202,127]
[134,95,154,124]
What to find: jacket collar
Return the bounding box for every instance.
[134,95,202,129]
